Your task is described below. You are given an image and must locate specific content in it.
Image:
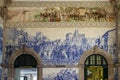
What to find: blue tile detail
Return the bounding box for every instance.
[43,68,78,80]
[5,28,116,65]
[0,25,3,63]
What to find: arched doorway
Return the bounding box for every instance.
[79,47,114,80]
[8,47,42,80]
[84,54,108,80]
[14,54,37,80]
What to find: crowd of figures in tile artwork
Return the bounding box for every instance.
[5,27,116,66]
[7,6,115,22]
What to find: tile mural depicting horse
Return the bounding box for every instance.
[7,7,115,22]
[5,27,116,66]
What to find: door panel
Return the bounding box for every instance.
[85,66,107,80]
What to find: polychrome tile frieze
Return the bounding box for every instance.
[7,6,115,22]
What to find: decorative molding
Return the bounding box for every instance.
[9,1,112,7]
[79,47,114,80]
[5,22,116,28]
[0,0,4,7]
[7,47,42,80]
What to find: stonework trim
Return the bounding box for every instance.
[79,46,114,80]
[8,47,42,80]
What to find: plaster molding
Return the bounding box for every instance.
[5,22,116,28]
[8,1,111,7]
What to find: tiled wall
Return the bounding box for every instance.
[0,17,3,80]
[3,1,118,80]
[5,27,116,66]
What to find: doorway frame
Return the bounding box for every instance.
[8,47,42,80]
[79,46,114,80]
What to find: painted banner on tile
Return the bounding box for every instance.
[7,6,114,22]
[5,27,116,65]
[43,68,78,80]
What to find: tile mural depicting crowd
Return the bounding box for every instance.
[0,23,3,80]
[7,7,115,22]
[43,68,78,80]
[5,27,116,66]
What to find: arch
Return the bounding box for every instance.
[8,47,42,80]
[14,54,37,68]
[79,46,114,80]
[84,54,108,66]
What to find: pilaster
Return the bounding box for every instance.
[37,65,42,80]
[79,65,84,80]
[8,64,14,80]
[115,0,120,80]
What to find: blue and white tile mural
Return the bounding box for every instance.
[0,67,2,80]
[0,23,3,63]
[43,68,78,80]
[5,27,116,65]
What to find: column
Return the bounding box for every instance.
[79,65,84,80]
[8,64,14,80]
[108,65,114,80]
[37,65,42,80]
[116,0,120,80]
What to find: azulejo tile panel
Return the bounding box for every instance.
[43,68,79,80]
[0,67,2,80]
[0,18,3,64]
[5,27,116,66]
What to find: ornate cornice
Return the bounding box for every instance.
[5,22,115,28]
[8,1,111,7]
